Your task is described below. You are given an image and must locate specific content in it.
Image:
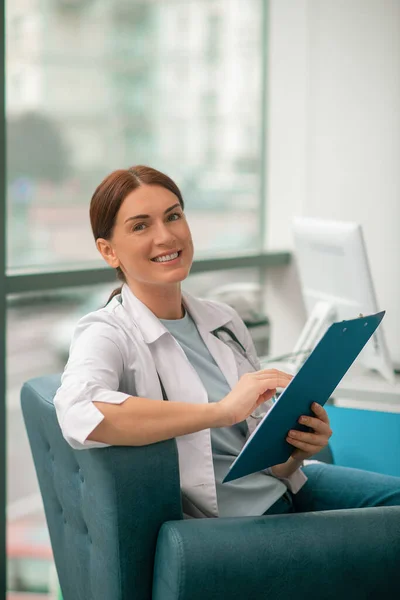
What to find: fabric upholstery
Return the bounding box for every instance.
[21,375,182,600]
[153,507,400,599]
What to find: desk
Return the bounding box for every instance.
[333,363,400,411]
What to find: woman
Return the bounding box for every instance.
[54,165,400,519]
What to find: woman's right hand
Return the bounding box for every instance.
[215,369,293,428]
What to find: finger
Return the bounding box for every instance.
[257,368,293,380]
[262,389,276,402]
[286,436,327,453]
[256,389,276,406]
[298,415,332,437]
[311,402,330,424]
[255,371,293,388]
[288,429,329,445]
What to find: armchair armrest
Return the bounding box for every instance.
[153,506,400,600]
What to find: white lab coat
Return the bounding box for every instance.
[54,284,306,518]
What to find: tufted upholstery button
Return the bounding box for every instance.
[79,469,84,483]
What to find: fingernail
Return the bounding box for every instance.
[300,417,308,424]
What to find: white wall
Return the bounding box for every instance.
[263,0,400,366]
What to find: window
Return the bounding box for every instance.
[6,0,265,270]
[1,1,279,597]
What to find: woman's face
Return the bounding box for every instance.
[97,184,194,288]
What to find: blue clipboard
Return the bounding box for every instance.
[223,311,385,483]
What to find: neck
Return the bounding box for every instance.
[126,280,184,319]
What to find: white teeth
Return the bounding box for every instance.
[153,251,179,263]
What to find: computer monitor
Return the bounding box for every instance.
[291,217,395,384]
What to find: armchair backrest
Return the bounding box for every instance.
[21,375,183,600]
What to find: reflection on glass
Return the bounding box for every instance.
[6,0,264,269]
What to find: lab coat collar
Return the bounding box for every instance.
[120,284,232,344]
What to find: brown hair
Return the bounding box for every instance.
[90,165,185,303]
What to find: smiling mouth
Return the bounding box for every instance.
[151,250,182,263]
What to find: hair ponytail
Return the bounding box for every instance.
[106,267,126,305]
[106,286,122,304]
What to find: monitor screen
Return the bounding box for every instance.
[292,217,394,383]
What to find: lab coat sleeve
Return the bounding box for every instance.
[264,466,307,494]
[54,321,131,450]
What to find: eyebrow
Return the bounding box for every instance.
[124,203,182,224]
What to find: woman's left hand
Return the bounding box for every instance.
[286,402,332,461]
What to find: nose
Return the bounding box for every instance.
[153,219,177,246]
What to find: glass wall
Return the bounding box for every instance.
[2,0,269,597]
[6,0,264,270]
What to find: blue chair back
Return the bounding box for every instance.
[21,375,182,600]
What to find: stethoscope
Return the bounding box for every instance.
[211,326,260,372]
[119,293,264,411]
[157,325,266,418]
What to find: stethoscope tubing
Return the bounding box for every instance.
[158,325,261,402]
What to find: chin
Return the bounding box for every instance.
[167,270,190,284]
[163,265,191,283]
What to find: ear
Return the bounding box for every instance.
[96,238,120,269]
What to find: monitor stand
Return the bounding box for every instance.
[287,301,337,372]
[286,302,396,384]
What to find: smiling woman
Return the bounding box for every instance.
[52,163,400,521]
[90,165,194,319]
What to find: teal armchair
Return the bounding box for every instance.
[21,375,400,600]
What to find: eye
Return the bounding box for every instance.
[132,222,147,232]
[167,212,182,222]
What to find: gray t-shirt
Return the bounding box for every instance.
[160,309,286,517]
